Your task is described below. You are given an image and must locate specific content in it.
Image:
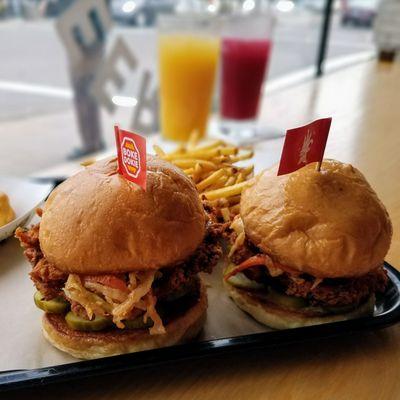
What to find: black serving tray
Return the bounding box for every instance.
[1,261,399,392]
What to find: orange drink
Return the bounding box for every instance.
[159,33,219,141]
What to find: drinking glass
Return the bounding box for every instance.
[158,15,220,142]
[219,14,274,139]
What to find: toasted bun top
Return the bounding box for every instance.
[40,156,206,274]
[240,160,392,278]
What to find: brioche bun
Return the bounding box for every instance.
[42,281,207,359]
[224,281,375,330]
[240,160,392,278]
[40,156,206,274]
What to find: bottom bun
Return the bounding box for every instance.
[43,282,207,359]
[224,281,375,330]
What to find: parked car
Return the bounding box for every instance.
[341,0,378,27]
[110,0,175,26]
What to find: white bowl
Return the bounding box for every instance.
[0,177,53,242]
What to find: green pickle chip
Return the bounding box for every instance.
[65,311,112,332]
[266,288,308,309]
[123,316,153,330]
[34,291,69,314]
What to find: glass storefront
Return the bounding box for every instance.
[0,0,384,175]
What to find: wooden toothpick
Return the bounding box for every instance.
[316,161,322,172]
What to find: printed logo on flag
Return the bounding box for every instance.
[121,137,141,178]
[298,129,314,165]
[115,126,147,190]
[277,118,332,176]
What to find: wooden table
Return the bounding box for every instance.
[8,60,400,399]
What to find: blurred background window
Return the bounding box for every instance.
[326,0,378,66]
[0,0,384,176]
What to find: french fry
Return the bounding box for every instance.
[236,173,244,184]
[193,140,224,152]
[183,168,195,175]
[202,181,248,201]
[192,163,204,183]
[196,169,225,191]
[229,150,254,163]
[199,162,218,171]
[225,176,236,187]
[194,163,203,174]
[171,159,197,169]
[223,167,234,176]
[219,162,236,169]
[80,158,95,167]
[220,147,238,156]
[220,207,231,222]
[210,156,230,164]
[153,145,166,157]
[240,165,254,177]
[154,137,254,222]
[163,148,220,161]
[208,175,229,190]
[169,144,186,155]
[199,170,215,180]
[172,159,217,170]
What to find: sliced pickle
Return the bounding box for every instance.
[65,312,112,332]
[123,316,153,330]
[34,291,69,314]
[224,262,265,290]
[225,270,264,290]
[266,288,308,310]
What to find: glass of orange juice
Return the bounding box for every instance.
[158,16,220,141]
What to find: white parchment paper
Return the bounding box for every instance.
[0,236,271,371]
[0,135,282,371]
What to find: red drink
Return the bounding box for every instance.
[221,38,272,120]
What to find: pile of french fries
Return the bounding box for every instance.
[153,136,254,222]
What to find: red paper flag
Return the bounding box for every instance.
[277,118,331,176]
[114,126,147,190]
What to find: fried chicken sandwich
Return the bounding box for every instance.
[224,160,392,329]
[16,156,222,359]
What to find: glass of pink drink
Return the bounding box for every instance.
[220,15,274,139]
